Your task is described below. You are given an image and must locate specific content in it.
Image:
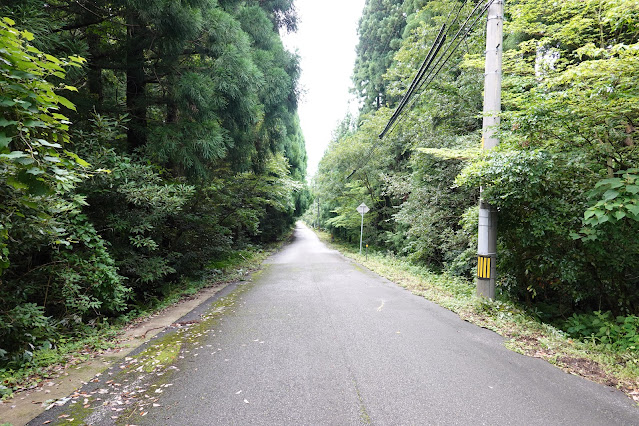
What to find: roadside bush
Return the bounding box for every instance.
[565,311,639,352]
[387,150,477,271]
[0,18,128,362]
[0,304,55,364]
[457,149,639,315]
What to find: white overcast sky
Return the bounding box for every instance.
[282,0,366,178]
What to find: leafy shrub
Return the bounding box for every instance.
[78,150,194,297]
[0,17,86,274]
[0,304,55,363]
[0,23,128,362]
[457,149,639,315]
[565,311,639,352]
[579,169,639,236]
[0,3,307,373]
[387,149,478,272]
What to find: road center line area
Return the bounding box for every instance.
[30,223,638,425]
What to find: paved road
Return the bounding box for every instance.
[29,223,638,425]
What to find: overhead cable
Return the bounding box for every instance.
[380,0,494,139]
[378,24,447,139]
[348,0,491,179]
[378,0,481,139]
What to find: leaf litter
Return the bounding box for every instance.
[39,291,248,423]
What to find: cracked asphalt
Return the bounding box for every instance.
[29,222,638,425]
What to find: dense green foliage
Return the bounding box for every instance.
[459,0,639,316]
[316,0,483,265]
[314,0,639,328]
[565,311,639,352]
[352,0,428,113]
[0,1,308,366]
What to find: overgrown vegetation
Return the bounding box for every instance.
[312,0,638,350]
[0,0,309,377]
[0,238,276,400]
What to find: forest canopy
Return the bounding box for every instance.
[0,0,309,366]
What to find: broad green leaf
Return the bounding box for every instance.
[56,96,76,111]
[6,176,28,190]
[626,185,639,194]
[0,151,28,159]
[614,210,626,220]
[35,139,62,148]
[69,55,86,64]
[627,204,639,217]
[0,133,11,149]
[44,53,60,64]
[594,178,623,189]
[0,98,17,107]
[603,189,620,200]
[23,120,46,128]
[26,167,45,175]
[0,119,18,127]
[21,200,39,210]
[21,30,34,41]
[14,157,34,165]
[64,150,90,167]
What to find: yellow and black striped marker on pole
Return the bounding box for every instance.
[477,255,491,279]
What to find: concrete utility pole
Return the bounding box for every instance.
[477,0,503,299]
[316,197,320,230]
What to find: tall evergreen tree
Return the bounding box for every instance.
[352,0,428,113]
[0,0,309,365]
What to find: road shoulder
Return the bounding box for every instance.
[0,283,229,426]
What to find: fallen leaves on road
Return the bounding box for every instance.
[22,291,251,424]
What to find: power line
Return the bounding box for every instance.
[378,24,447,139]
[378,0,474,139]
[396,0,489,120]
[416,0,493,95]
[380,0,493,139]
[347,0,490,180]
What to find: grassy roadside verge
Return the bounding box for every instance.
[313,229,639,404]
[0,239,285,401]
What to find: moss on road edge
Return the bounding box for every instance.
[0,240,283,426]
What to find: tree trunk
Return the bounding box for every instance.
[624,121,635,147]
[86,28,103,109]
[126,11,147,151]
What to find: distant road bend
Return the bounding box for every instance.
[31,222,638,425]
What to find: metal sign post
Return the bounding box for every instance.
[356,203,369,254]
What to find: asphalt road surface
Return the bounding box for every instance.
[30,223,638,425]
